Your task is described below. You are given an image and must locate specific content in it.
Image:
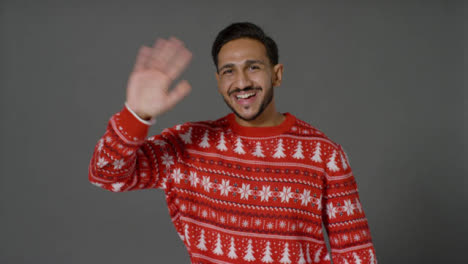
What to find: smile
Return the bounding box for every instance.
[236,92,256,99]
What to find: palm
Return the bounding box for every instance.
[126,37,192,120]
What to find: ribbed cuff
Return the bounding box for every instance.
[124,102,157,126]
[111,105,152,143]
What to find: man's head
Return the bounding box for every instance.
[212,22,283,124]
[212,22,279,71]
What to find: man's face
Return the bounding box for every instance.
[215,38,282,122]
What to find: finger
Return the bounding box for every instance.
[149,37,183,75]
[165,80,191,109]
[166,47,193,80]
[147,38,167,70]
[133,45,152,72]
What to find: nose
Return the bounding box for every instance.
[234,70,253,90]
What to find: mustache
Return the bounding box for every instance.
[228,86,262,96]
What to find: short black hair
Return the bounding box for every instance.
[211,22,279,70]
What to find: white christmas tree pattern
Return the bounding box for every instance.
[306,243,312,263]
[179,127,192,144]
[293,141,305,159]
[314,246,322,263]
[280,242,291,264]
[369,249,376,264]
[213,233,223,255]
[261,241,273,263]
[196,229,207,251]
[217,132,228,151]
[327,149,340,172]
[243,239,256,262]
[273,139,286,158]
[311,142,322,163]
[228,237,238,259]
[252,141,265,157]
[199,129,211,148]
[353,252,362,264]
[234,137,246,154]
[298,244,306,264]
[340,151,348,170]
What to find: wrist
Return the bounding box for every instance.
[124,102,156,125]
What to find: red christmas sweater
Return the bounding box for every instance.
[89,106,377,264]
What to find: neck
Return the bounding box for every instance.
[234,99,285,127]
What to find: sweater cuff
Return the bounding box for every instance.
[112,105,152,143]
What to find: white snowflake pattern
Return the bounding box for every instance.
[342,235,349,242]
[280,186,293,203]
[239,183,251,200]
[202,210,208,218]
[220,216,226,223]
[180,204,187,211]
[192,205,197,212]
[301,189,312,206]
[202,176,211,192]
[230,216,237,223]
[266,222,274,229]
[255,219,262,226]
[161,153,174,168]
[354,234,360,241]
[113,159,125,170]
[219,179,231,196]
[344,199,354,216]
[97,157,108,168]
[279,221,286,228]
[171,168,184,184]
[242,220,249,227]
[327,202,337,218]
[188,171,199,187]
[291,224,296,231]
[259,185,272,202]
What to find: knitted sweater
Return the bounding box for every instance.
[89,106,377,264]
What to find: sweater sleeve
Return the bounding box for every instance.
[322,144,377,264]
[88,105,182,192]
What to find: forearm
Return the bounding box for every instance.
[88,106,158,192]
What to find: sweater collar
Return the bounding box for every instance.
[226,112,296,137]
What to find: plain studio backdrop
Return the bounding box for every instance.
[0,1,466,263]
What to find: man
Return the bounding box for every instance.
[89,22,377,264]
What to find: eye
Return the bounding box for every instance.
[249,65,260,70]
[222,69,233,75]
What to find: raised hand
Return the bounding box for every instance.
[126,37,192,120]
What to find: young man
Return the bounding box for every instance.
[89,22,377,264]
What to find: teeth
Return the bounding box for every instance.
[236,92,255,99]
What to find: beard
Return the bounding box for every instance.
[223,83,274,122]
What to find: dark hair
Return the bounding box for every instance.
[211,22,279,70]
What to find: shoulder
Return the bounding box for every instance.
[290,114,351,174]
[153,115,230,146]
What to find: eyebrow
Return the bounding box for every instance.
[218,60,266,72]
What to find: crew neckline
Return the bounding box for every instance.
[226,112,296,137]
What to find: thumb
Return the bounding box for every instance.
[165,80,191,109]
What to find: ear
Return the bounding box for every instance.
[272,63,283,87]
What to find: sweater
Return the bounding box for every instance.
[89,106,377,264]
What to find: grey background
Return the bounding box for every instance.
[1,0,466,263]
